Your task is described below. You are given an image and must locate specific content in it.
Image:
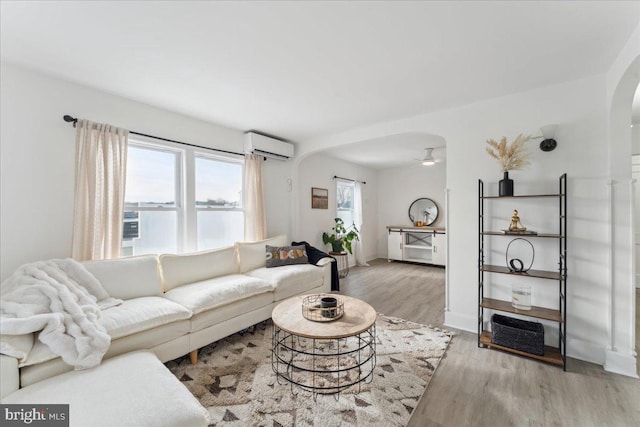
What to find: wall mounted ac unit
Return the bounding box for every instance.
[244,132,294,161]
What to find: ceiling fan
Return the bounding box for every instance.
[416,147,445,166]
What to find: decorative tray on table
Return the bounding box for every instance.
[301,294,344,322]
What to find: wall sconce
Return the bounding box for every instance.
[539,125,558,152]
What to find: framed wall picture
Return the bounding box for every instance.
[311,187,329,209]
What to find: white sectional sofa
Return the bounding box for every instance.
[0,235,333,424]
[2,351,212,427]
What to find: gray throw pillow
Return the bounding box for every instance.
[266,245,308,268]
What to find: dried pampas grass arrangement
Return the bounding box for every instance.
[486,134,534,172]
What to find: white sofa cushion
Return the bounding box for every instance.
[159,246,239,291]
[236,235,288,273]
[4,351,210,427]
[83,255,163,299]
[0,355,19,399]
[189,292,273,332]
[18,297,191,369]
[20,320,191,385]
[246,264,325,301]
[98,296,192,340]
[163,274,273,314]
[0,334,34,364]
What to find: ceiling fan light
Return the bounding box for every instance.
[420,147,436,166]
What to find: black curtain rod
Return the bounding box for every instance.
[333,175,366,184]
[63,115,245,157]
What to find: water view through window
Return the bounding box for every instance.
[122,144,244,256]
[195,156,243,251]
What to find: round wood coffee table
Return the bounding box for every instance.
[271,294,377,398]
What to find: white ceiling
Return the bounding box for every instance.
[1,1,639,146]
[322,133,446,169]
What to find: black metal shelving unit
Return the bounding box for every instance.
[478,174,567,369]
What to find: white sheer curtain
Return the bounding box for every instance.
[244,154,267,241]
[72,120,129,261]
[354,181,369,266]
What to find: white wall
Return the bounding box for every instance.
[296,153,378,263]
[0,63,293,280]
[633,125,640,155]
[377,162,446,257]
[263,159,294,239]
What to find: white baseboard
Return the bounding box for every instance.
[566,337,604,366]
[346,253,378,267]
[604,349,639,378]
[561,339,639,378]
[443,310,477,333]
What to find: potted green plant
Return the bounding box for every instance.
[322,218,359,254]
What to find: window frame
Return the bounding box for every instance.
[124,138,244,255]
[336,179,356,228]
[194,152,245,212]
[125,140,184,253]
[193,152,245,251]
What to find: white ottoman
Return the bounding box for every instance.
[2,351,209,427]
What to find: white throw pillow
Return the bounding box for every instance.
[83,255,163,300]
[236,235,288,273]
[159,245,239,291]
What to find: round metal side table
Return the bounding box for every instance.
[329,251,349,278]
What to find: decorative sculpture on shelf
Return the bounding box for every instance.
[508,210,527,232]
[505,238,535,273]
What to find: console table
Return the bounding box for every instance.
[387,225,446,266]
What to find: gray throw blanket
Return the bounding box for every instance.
[0,259,122,369]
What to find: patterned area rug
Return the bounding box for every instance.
[166,314,452,427]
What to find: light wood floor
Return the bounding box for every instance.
[340,259,640,427]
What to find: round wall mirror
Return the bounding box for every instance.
[408,198,439,226]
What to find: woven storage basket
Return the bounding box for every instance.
[491,314,544,356]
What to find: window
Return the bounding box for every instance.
[122,140,244,256]
[336,180,355,228]
[123,144,181,256]
[195,155,244,251]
